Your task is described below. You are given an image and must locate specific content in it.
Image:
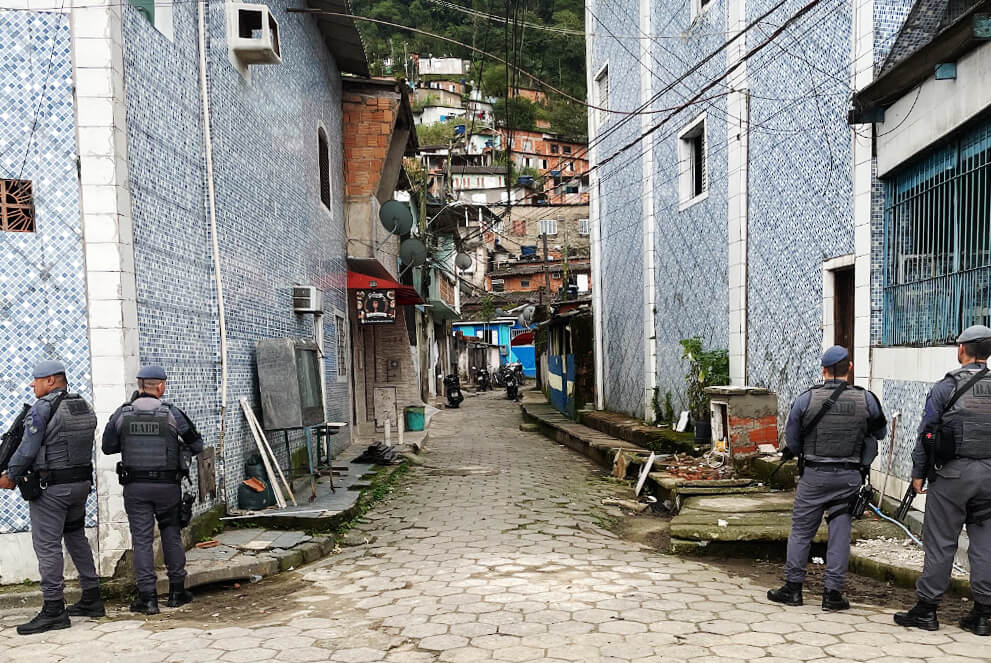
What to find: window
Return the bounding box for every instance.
[335,315,348,377]
[678,114,707,206]
[552,272,562,280]
[551,145,559,154]
[491,279,505,292]
[595,65,609,127]
[523,141,532,151]
[541,159,547,169]
[0,179,35,232]
[318,128,331,209]
[578,218,590,235]
[882,119,991,346]
[563,146,572,155]
[565,184,579,194]
[520,279,530,288]
[539,219,558,236]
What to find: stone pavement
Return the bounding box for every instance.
[2,391,990,662]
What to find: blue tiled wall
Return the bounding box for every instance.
[875,0,915,71]
[649,0,729,417]
[744,0,855,413]
[0,11,97,533]
[122,0,351,506]
[590,2,645,417]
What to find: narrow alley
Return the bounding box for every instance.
[1,394,988,662]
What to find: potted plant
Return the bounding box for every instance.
[679,337,729,445]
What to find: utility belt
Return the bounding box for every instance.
[16,465,93,502]
[116,462,184,485]
[804,461,862,472]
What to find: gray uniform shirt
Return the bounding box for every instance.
[784,379,886,466]
[6,388,67,482]
[911,362,988,479]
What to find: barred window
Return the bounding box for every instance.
[0,179,35,232]
[335,315,347,376]
[319,128,331,209]
[883,119,991,345]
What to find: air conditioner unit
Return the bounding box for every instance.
[292,286,322,313]
[227,3,282,67]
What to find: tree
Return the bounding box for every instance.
[415,119,459,146]
[548,101,587,142]
[494,97,536,131]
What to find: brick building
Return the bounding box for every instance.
[488,260,592,296]
[500,129,589,204]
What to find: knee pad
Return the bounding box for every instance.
[63,517,85,533]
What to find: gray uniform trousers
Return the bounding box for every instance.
[918,458,991,604]
[29,481,100,602]
[123,482,186,593]
[785,467,862,591]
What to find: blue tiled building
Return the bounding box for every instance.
[0,0,371,579]
[587,0,988,503]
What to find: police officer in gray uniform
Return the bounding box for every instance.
[895,325,991,635]
[0,361,103,635]
[768,346,887,611]
[102,365,203,615]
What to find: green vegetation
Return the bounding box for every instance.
[679,337,730,420]
[351,0,588,139]
[415,119,461,145]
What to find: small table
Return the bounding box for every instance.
[304,422,348,492]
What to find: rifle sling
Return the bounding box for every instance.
[801,383,848,439]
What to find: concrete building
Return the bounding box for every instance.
[0,0,367,580]
[588,0,987,508]
[417,56,470,77]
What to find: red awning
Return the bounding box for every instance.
[346,258,423,305]
[511,331,534,346]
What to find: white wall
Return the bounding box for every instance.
[877,41,991,175]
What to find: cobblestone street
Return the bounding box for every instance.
[3,393,990,662]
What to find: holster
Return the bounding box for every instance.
[797,455,806,477]
[116,461,130,486]
[16,471,42,501]
[180,492,194,528]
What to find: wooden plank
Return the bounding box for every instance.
[240,398,286,509]
[244,402,298,507]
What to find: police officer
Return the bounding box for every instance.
[0,361,103,635]
[767,346,887,611]
[102,365,203,615]
[895,325,991,635]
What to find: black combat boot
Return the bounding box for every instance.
[129,591,160,615]
[960,602,991,636]
[166,582,193,608]
[67,587,106,618]
[16,599,70,635]
[822,589,850,611]
[767,581,803,606]
[894,600,939,631]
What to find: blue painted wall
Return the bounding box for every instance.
[0,11,97,533]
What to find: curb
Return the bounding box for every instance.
[849,549,972,598]
[0,459,411,613]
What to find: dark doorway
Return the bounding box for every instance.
[833,267,855,374]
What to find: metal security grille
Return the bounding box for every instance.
[883,119,991,346]
[0,179,35,232]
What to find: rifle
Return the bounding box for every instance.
[895,483,916,522]
[0,404,32,473]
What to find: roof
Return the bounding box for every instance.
[850,0,990,118]
[301,0,370,77]
[490,261,591,277]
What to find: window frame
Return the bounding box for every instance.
[0,179,36,233]
[677,112,708,210]
[539,219,559,236]
[318,126,331,210]
[335,313,348,381]
[594,64,609,128]
[578,218,590,236]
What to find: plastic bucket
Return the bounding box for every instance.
[404,406,425,432]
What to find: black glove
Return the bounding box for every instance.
[780,447,796,462]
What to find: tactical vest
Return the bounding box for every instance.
[119,400,182,472]
[34,392,97,471]
[801,384,868,463]
[942,366,991,460]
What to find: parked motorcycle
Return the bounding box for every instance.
[508,361,525,386]
[443,374,464,408]
[475,367,491,392]
[501,366,519,401]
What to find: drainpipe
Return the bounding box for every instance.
[198,0,229,502]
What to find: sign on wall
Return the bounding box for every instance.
[356,289,396,325]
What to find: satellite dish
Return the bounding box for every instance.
[455,252,473,270]
[399,238,427,266]
[379,200,414,235]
